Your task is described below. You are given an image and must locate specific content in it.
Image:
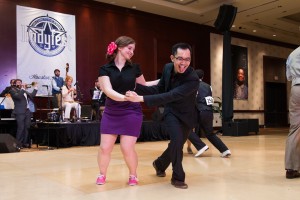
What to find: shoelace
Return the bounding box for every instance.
[98,174,106,179]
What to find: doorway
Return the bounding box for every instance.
[264,82,288,127]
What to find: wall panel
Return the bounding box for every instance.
[0,0,212,108]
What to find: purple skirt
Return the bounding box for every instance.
[100,98,143,137]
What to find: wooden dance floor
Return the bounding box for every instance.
[0,128,299,200]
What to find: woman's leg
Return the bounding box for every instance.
[120,135,138,176]
[97,134,118,175]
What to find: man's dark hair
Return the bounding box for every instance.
[172,43,192,56]
[14,79,22,84]
[195,69,204,79]
[54,69,60,73]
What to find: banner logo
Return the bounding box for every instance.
[27,15,67,57]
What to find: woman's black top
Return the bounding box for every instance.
[99,61,142,95]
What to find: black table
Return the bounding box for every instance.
[2,119,170,148]
[30,121,100,148]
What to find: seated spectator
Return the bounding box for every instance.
[90,79,106,121]
[61,76,81,121]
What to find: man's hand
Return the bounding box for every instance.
[33,83,38,90]
[68,88,75,93]
[125,91,144,102]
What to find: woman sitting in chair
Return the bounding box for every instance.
[62,76,81,122]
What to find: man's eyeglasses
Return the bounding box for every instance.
[174,57,191,62]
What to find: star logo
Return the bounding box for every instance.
[27,15,67,57]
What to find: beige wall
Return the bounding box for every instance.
[210,33,293,125]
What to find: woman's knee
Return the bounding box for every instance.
[120,143,137,156]
[120,144,133,154]
[100,143,114,154]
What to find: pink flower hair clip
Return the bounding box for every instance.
[107,42,117,55]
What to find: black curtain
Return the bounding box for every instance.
[222,31,233,123]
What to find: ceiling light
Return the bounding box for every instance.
[132,6,136,9]
[273,34,276,37]
[253,30,257,32]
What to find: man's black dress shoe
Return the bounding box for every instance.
[152,161,166,177]
[22,143,30,148]
[286,170,300,179]
[171,179,188,189]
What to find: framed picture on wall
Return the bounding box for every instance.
[231,45,248,100]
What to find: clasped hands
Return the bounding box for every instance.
[125,90,143,102]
